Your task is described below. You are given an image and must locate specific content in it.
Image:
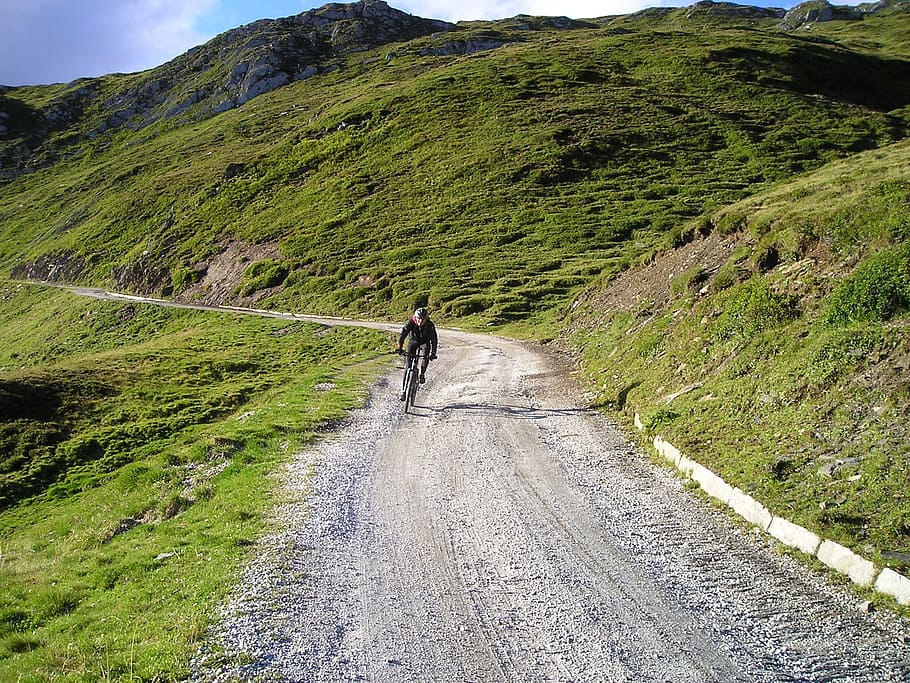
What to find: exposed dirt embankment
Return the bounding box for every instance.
[11,239,285,307]
[177,240,283,306]
[574,230,748,322]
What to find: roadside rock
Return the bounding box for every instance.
[10,253,86,283]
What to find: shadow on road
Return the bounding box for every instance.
[416,402,593,419]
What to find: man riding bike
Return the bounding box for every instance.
[397,307,438,400]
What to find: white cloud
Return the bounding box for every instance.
[0,0,216,86]
[112,0,219,65]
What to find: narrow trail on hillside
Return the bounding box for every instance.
[184,328,910,682]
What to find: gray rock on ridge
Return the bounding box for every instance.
[0,1,458,180]
[118,0,455,126]
[780,0,908,28]
[683,1,785,19]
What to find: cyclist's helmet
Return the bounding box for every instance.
[414,307,429,322]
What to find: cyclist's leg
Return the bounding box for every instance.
[419,343,430,380]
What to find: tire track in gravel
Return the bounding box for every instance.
[188,328,910,683]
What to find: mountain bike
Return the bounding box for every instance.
[400,346,428,413]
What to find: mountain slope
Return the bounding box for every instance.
[1,1,908,330]
[1,2,910,676]
[0,1,455,178]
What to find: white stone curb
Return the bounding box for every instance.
[875,569,910,606]
[689,461,734,505]
[634,414,910,607]
[817,540,877,587]
[676,454,697,478]
[652,435,681,467]
[768,517,821,556]
[729,488,773,531]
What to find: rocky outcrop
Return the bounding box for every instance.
[618,1,783,24]
[111,254,172,296]
[617,0,907,27]
[98,0,454,126]
[780,0,908,28]
[10,250,173,297]
[780,1,852,27]
[683,1,785,20]
[9,253,87,283]
[0,1,457,181]
[418,38,511,57]
[181,0,455,117]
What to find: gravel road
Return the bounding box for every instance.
[180,327,910,682]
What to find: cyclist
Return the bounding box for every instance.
[397,307,438,400]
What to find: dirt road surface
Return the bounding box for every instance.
[178,325,910,682]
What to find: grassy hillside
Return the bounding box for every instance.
[1,8,908,329]
[2,2,910,677]
[0,283,389,679]
[570,137,910,590]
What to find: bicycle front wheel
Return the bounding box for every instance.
[407,367,419,410]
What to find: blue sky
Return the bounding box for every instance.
[1,0,814,87]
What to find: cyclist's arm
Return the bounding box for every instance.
[397,321,411,348]
[429,324,438,356]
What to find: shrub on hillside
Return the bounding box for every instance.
[805,327,881,389]
[828,179,910,251]
[711,247,752,293]
[826,243,910,326]
[714,277,799,340]
[715,210,747,235]
[236,259,290,297]
[171,267,204,291]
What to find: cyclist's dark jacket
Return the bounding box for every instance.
[398,318,438,355]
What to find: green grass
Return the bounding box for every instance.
[1,16,909,328]
[0,283,391,680]
[1,5,910,666]
[826,242,910,325]
[570,139,910,596]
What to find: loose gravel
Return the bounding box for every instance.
[188,330,910,682]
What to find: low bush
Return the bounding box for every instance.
[171,266,204,291]
[711,251,750,293]
[714,277,799,341]
[670,266,710,297]
[826,243,910,326]
[804,326,882,390]
[715,210,747,235]
[236,259,290,297]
